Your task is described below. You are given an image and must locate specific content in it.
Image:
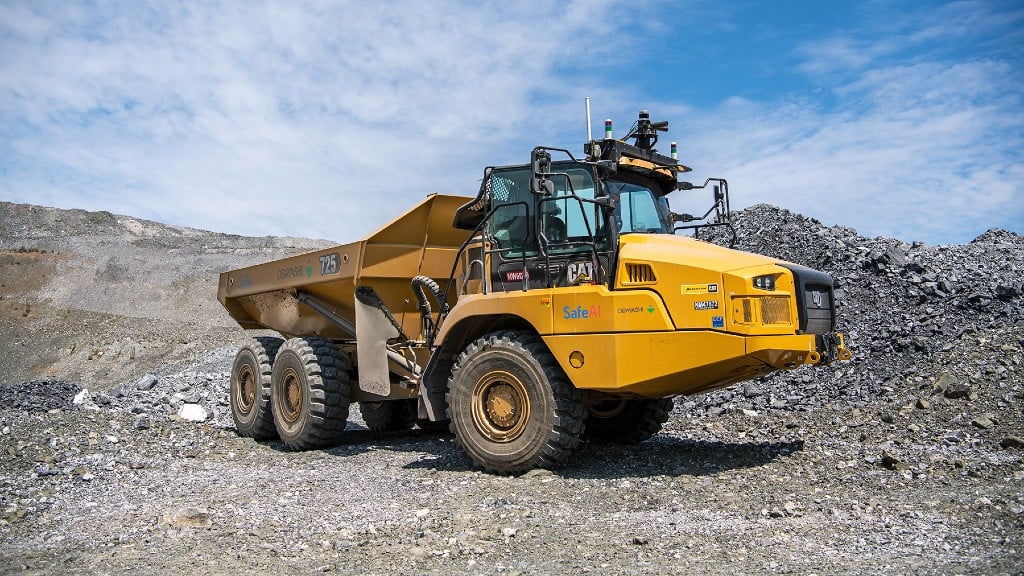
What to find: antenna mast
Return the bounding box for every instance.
[585,97,592,144]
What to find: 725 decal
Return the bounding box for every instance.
[319,252,340,275]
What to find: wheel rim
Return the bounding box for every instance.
[279,367,304,424]
[471,370,530,442]
[235,363,256,415]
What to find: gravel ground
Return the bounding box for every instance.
[0,328,1021,575]
[1,201,1022,574]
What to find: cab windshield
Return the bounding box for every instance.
[604,180,672,234]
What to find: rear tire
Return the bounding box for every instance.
[447,330,585,475]
[584,396,673,444]
[230,336,283,440]
[360,400,416,432]
[271,337,351,450]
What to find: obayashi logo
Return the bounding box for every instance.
[563,305,602,319]
[505,270,530,282]
[617,305,656,314]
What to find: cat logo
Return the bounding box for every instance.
[567,261,594,285]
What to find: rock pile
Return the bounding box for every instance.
[78,348,237,429]
[0,380,81,413]
[684,205,1024,416]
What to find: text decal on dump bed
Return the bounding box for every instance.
[277,265,303,280]
[319,253,340,276]
[694,300,719,310]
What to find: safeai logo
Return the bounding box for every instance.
[563,305,602,319]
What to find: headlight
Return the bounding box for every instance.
[752,274,776,291]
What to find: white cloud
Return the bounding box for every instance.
[1,1,629,239]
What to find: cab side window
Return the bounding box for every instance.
[488,168,536,256]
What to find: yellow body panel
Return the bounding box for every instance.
[541,330,826,397]
[436,285,680,343]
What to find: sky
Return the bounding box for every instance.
[1,0,1022,246]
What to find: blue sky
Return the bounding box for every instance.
[1,0,1021,245]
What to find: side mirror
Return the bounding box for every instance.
[677,181,694,191]
[531,149,554,195]
[672,213,695,223]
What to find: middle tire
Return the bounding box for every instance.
[359,400,416,432]
[270,337,351,450]
[447,330,586,475]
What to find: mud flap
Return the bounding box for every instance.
[418,386,447,421]
[354,294,400,396]
[417,350,451,422]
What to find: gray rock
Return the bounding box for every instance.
[884,245,906,268]
[136,374,159,391]
[1000,436,1024,449]
[971,415,994,430]
[178,404,208,422]
[34,464,59,476]
[881,450,907,471]
[943,379,973,399]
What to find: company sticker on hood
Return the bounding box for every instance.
[681,283,719,295]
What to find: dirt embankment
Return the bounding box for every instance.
[0,201,333,386]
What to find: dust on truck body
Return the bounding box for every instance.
[218,109,851,474]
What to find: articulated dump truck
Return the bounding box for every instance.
[217,110,851,474]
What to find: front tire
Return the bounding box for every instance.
[271,337,351,450]
[230,336,283,440]
[447,330,585,474]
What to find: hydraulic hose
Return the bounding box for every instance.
[411,276,448,347]
[411,276,448,317]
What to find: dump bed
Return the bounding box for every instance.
[217,194,473,339]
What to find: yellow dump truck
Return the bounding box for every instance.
[218,110,851,474]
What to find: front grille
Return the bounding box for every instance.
[780,263,836,334]
[803,284,833,334]
[760,296,791,324]
[624,263,657,284]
